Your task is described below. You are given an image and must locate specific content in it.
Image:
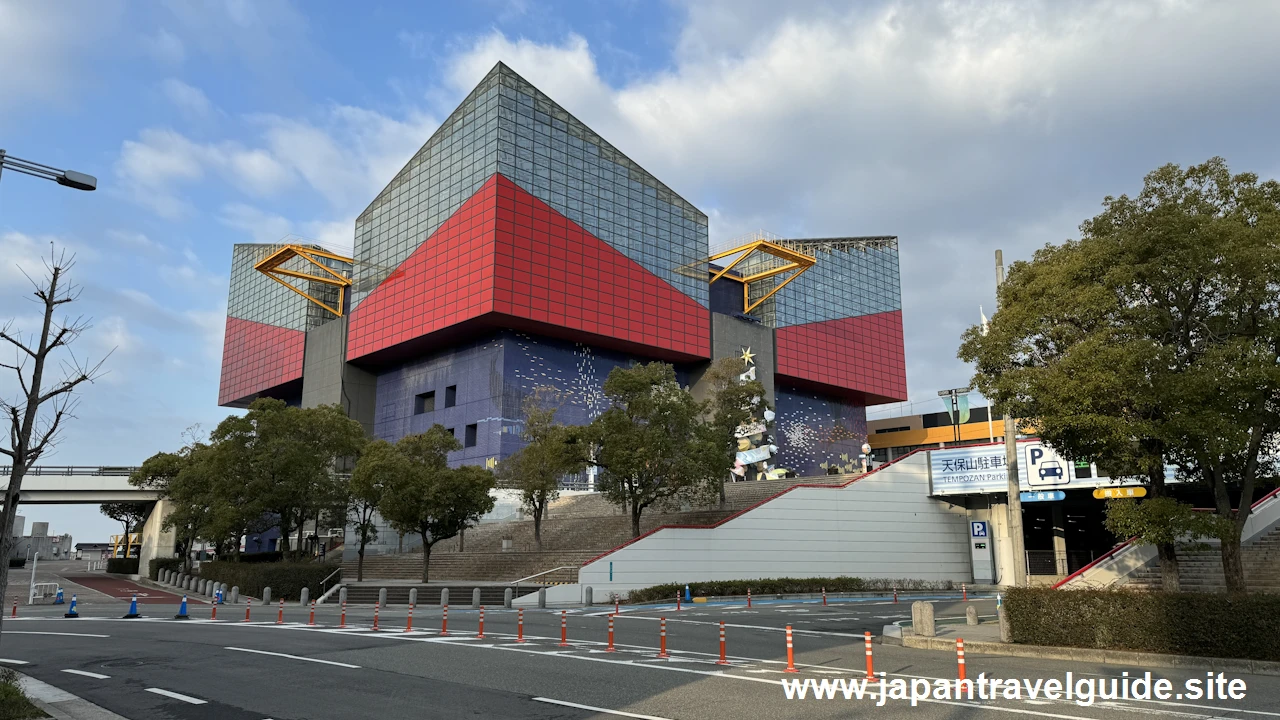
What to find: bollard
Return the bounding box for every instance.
[676,593,681,612]
[716,620,729,665]
[477,606,485,639]
[263,587,272,605]
[406,603,414,632]
[657,617,670,658]
[300,587,309,606]
[244,598,252,622]
[378,588,387,608]
[893,587,898,604]
[339,586,347,606]
[340,601,347,628]
[211,601,217,621]
[373,602,381,632]
[559,610,569,647]
[124,594,140,619]
[472,587,480,609]
[784,625,798,673]
[615,599,619,615]
[864,631,875,678]
[963,583,968,602]
[64,594,80,619]
[503,588,512,609]
[957,638,966,680]
[911,601,936,637]
[309,600,316,626]
[441,604,448,635]
[516,607,526,643]
[10,600,15,618]
[186,577,194,592]
[175,594,189,620]
[440,588,449,607]
[747,588,752,608]
[230,586,240,604]
[606,614,616,652]
[409,588,418,607]
[583,586,592,607]
[276,598,284,625]
[537,588,546,609]
[822,587,827,607]
[998,605,1011,643]
[966,605,978,626]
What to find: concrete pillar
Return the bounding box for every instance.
[504,588,512,609]
[966,605,978,626]
[300,587,310,606]
[472,588,480,609]
[911,601,935,637]
[538,588,546,609]
[339,586,347,605]
[262,587,272,605]
[409,588,417,607]
[230,587,240,604]
[1051,503,1069,577]
[185,577,194,592]
[160,570,168,584]
[440,588,449,607]
[378,588,388,607]
[583,586,593,606]
[998,606,1011,643]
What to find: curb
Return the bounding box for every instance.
[900,635,1280,677]
[17,673,131,720]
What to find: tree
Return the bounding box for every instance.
[586,362,724,537]
[99,501,151,539]
[496,387,586,550]
[349,440,396,581]
[0,252,105,648]
[129,444,223,571]
[699,357,770,507]
[959,158,1280,592]
[377,426,496,582]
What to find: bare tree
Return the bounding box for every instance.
[0,251,106,646]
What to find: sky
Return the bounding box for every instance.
[3,0,1280,542]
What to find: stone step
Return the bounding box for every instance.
[340,584,538,606]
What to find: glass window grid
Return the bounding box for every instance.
[739,243,902,328]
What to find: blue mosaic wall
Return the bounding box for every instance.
[773,384,869,475]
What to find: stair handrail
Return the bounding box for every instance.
[507,566,577,586]
[320,566,342,595]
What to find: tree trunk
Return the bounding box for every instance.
[1220,533,1246,593]
[421,541,432,583]
[533,500,543,552]
[459,529,465,554]
[357,548,365,583]
[0,466,27,647]
[631,503,643,538]
[719,476,726,510]
[1156,543,1180,592]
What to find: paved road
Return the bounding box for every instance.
[1,597,1277,719]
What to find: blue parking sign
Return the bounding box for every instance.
[971,521,988,538]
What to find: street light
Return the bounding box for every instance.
[0,149,97,191]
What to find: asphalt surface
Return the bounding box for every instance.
[2,595,1278,719]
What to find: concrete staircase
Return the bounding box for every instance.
[341,583,539,605]
[343,551,594,584]
[1125,525,1280,592]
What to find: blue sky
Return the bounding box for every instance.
[4,0,1280,541]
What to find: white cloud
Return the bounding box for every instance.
[160,78,214,118]
[106,230,168,254]
[145,27,186,65]
[218,203,293,245]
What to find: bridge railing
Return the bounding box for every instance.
[0,466,139,476]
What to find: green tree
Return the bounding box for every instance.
[99,501,151,540]
[129,445,220,571]
[959,158,1280,592]
[586,362,723,537]
[377,426,496,582]
[699,357,770,507]
[349,440,397,581]
[496,387,587,550]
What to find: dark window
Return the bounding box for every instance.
[414,391,435,414]
[464,423,478,448]
[445,385,457,408]
[875,426,912,434]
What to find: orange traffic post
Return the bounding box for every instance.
[276,598,284,625]
[606,614,616,652]
[373,602,381,632]
[308,600,316,626]
[963,584,968,602]
[747,588,752,608]
[864,631,874,678]
[441,605,448,635]
[244,598,252,622]
[676,593,681,612]
[716,621,729,665]
[477,606,485,639]
[10,600,15,618]
[340,601,347,628]
[516,608,526,643]
[558,610,569,647]
[822,587,827,606]
[957,638,966,680]
[784,625,798,673]
[406,603,414,632]
[657,617,670,659]
[893,587,898,604]
[211,603,217,621]
[614,599,619,615]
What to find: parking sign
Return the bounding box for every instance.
[971,521,988,538]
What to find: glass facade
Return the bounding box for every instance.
[739,239,901,328]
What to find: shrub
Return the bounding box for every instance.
[148,557,182,580]
[199,560,336,601]
[626,577,955,604]
[0,667,43,720]
[106,558,140,575]
[237,551,285,564]
[1005,587,1280,661]
[7,558,24,569]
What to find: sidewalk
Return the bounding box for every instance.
[18,673,130,720]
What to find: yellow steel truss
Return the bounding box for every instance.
[254,244,354,318]
[707,240,816,314]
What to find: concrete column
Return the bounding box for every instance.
[537,588,546,609]
[504,588,512,609]
[300,588,310,606]
[583,586,593,606]
[911,601,935,637]
[262,587,272,605]
[966,605,978,626]
[440,588,449,607]
[1051,503,1069,577]
[339,586,347,605]
[378,588,388,607]
[230,587,240,604]
[472,588,480,608]
[409,589,417,606]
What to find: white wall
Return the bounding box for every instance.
[577,452,972,598]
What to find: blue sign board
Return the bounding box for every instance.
[970,521,988,538]
[1020,490,1065,502]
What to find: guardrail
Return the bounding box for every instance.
[0,465,139,476]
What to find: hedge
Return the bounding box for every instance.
[106,558,139,575]
[148,557,183,580]
[627,577,956,604]
[198,560,337,601]
[238,551,285,564]
[1005,587,1280,661]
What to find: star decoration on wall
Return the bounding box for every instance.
[740,346,755,365]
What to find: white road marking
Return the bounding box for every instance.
[224,646,361,668]
[61,669,110,679]
[146,688,207,704]
[2,631,109,638]
[0,659,28,665]
[534,697,677,719]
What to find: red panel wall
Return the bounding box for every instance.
[775,310,907,403]
[347,173,709,363]
[218,317,306,406]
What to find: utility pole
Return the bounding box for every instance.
[996,250,1027,587]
